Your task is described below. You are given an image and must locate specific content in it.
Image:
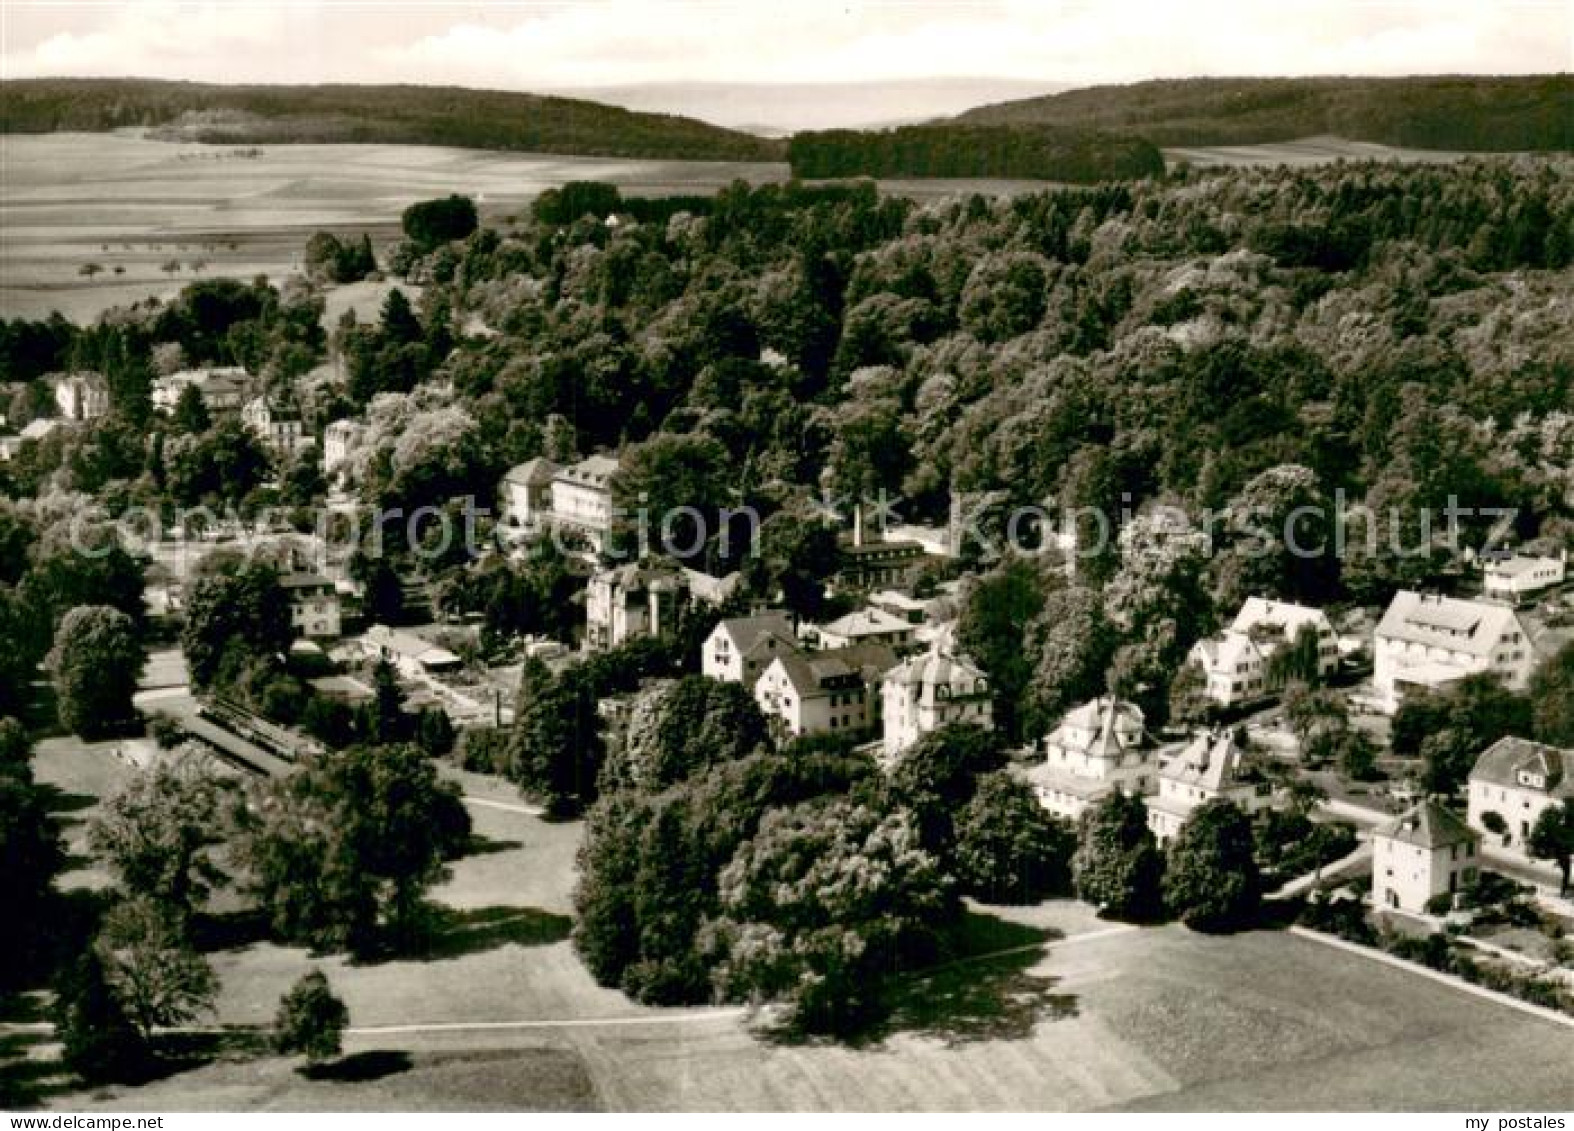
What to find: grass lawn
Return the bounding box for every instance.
[25,758,1574,1112]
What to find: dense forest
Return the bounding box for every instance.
[4,157,1573,734]
[0,78,782,162]
[957,75,1574,151]
[787,124,1164,182]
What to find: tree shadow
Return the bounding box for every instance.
[0,1026,70,1110]
[301,1049,411,1082]
[399,904,572,963]
[36,784,96,817]
[757,911,1078,1049]
[190,908,272,954]
[463,833,524,859]
[2,1026,273,1109]
[875,912,1077,1046]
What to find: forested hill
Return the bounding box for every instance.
[955,75,1574,151]
[0,78,784,162]
[787,124,1164,182]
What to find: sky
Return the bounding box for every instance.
[2,1,1569,92]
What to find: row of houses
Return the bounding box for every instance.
[1186,583,1555,715]
[1023,695,1273,843]
[1365,734,1568,917]
[701,608,991,761]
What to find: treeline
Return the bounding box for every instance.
[787,124,1165,182]
[0,78,783,162]
[957,75,1574,151]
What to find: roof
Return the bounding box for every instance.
[715,611,796,655]
[279,572,334,591]
[683,568,740,605]
[838,536,926,559]
[503,457,561,488]
[1190,630,1262,672]
[556,454,619,489]
[595,559,686,592]
[820,606,912,639]
[1374,800,1479,850]
[771,642,899,697]
[364,624,460,667]
[1484,554,1564,580]
[1376,591,1525,658]
[1047,696,1147,758]
[1162,729,1254,793]
[50,370,106,391]
[20,418,60,440]
[882,645,989,696]
[1230,597,1331,637]
[868,589,927,612]
[1470,736,1573,796]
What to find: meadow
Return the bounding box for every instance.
[1,131,1480,324]
[19,735,1574,1113]
[0,132,787,323]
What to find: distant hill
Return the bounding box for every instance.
[0,78,783,162]
[955,75,1574,151]
[556,78,1068,134]
[787,123,1164,183]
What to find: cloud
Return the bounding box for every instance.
[3,0,1568,89]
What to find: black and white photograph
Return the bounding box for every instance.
[1,0,1572,1119]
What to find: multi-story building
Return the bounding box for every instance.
[702,611,798,687]
[1026,697,1154,821]
[499,457,562,535]
[151,367,251,415]
[549,454,620,553]
[754,643,898,741]
[1482,552,1566,605]
[585,559,689,651]
[1372,801,1479,914]
[242,395,308,459]
[1372,591,1535,713]
[1147,729,1276,842]
[1187,597,1339,709]
[1467,736,1573,854]
[279,571,342,639]
[880,642,992,760]
[814,606,918,651]
[322,419,366,484]
[50,371,110,421]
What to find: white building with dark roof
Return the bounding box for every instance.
[703,611,799,687]
[1147,729,1276,842]
[279,571,341,639]
[754,643,899,741]
[1372,591,1535,713]
[242,395,308,459]
[1027,697,1154,821]
[1467,736,1574,853]
[880,642,992,760]
[1372,800,1480,914]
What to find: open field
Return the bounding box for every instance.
[1165,135,1476,168]
[3,131,1493,324]
[18,733,1574,1113]
[0,132,788,322]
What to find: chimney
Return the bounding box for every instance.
[853,501,865,548]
